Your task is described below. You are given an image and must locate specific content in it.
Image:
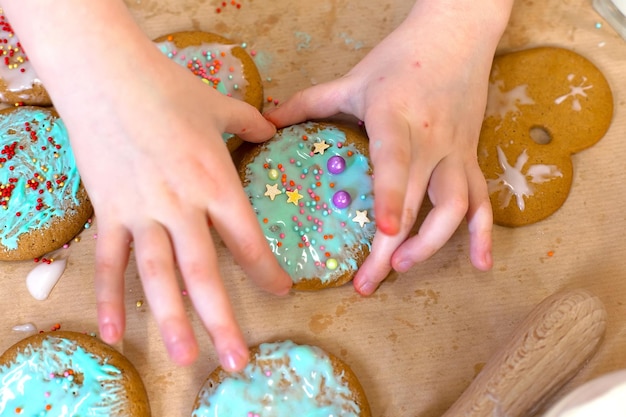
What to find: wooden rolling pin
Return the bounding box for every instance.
[441,289,607,417]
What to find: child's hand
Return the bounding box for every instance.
[3,0,292,371]
[90,70,293,371]
[266,1,512,294]
[76,57,292,370]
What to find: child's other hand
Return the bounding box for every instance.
[266,1,512,294]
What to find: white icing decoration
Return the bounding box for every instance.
[555,75,592,112]
[485,79,535,129]
[0,10,43,94]
[487,146,563,211]
[25,258,67,300]
[12,322,37,333]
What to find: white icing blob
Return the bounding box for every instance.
[12,322,37,333]
[485,79,535,128]
[555,75,593,112]
[25,258,67,300]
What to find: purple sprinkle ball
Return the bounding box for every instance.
[327,155,346,174]
[332,190,351,209]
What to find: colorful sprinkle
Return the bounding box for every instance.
[264,183,282,201]
[332,190,351,209]
[327,155,346,174]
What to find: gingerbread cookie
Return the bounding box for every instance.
[0,331,151,416]
[191,340,371,417]
[478,47,613,227]
[154,31,264,152]
[0,9,52,106]
[238,122,375,290]
[0,106,93,261]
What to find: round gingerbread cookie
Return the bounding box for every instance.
[191,340,371,417]
[0,9,52,106]
[0,330,151,416]
[153,31,264,152]
[238,122,376,290]
[0,106,93,261]
[478,47,613,227]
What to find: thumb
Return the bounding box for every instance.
[264,79,347,128]
[224,100,277,143]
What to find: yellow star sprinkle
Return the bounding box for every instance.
[264,183,282,201]
[286,189,303,205]
[352,210,371,228]
[313,140,331,155]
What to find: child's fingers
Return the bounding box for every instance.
[353,123,438,294]
[169,209,250,372]
[208,172,293,297]
[466,163,493,271]
[353,231,404,296]
[223,100,277,143]
[132,220,199,367]
[391,157,469,271]
[264,79,348,128]
[94,223,132,345]
[364,108,414,236]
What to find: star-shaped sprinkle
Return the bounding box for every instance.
[264,183,282,201]
[286,189,303,205]
[352,210,370,227]
[313,140,330,155]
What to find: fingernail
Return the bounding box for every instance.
[221,348,249,372]
[357,281,377,296]
[484,251,493,268]
[169,338,197,366]
[276,283,292,296]
[100,323,119,343]
[395,260,412,273]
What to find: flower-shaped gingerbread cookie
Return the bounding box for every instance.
[478,47,613,227]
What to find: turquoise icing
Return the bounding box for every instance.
[0,107,81,250]
[0,335,126,416]
[192,340,362,417]
[243,123,375,285]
